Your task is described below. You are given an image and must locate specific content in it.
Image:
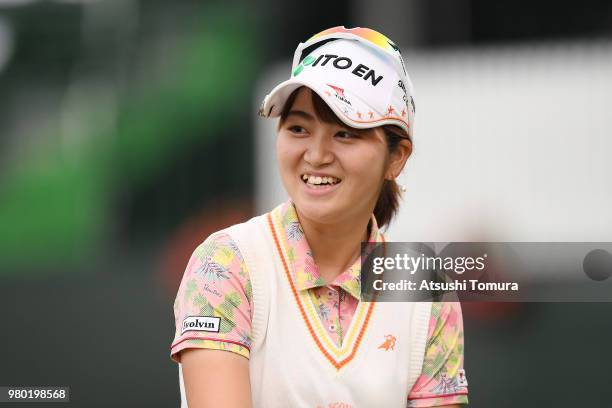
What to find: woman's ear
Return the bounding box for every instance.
[385,139,412,180]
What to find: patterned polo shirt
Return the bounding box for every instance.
[171,200,469,406]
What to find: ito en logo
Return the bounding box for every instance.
[293,55,316,76]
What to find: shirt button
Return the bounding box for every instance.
[329,324,336,331]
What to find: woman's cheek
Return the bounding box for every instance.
[276,139,292,171]
[349,151,385,181]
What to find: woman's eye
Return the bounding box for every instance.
[288,125,307,135]
[336,130,356,139]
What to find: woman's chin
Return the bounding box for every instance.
[293,198,343,224]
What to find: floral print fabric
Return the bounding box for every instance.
[170,200,468,406]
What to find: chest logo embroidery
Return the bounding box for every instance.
[377,334,396,351]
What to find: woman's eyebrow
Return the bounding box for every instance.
[286,110,314,121]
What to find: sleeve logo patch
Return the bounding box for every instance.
[181,316,221,334]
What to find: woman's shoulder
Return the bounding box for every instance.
[187,232,248,284]
[210,201,289,243]
[194,231,243,258]
[193,208,273,259]
[189,200,291,276]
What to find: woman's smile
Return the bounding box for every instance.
[300,172,342,196]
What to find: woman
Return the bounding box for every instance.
[170,26,468,408]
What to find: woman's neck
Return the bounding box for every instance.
[296,209,371,285]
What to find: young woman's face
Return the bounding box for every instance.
[276,87,390,225]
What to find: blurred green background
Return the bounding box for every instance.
[1,0,612,406]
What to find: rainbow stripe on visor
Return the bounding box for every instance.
[308,26,401,55]
[293,26,410,83]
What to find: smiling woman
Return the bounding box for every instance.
[170,26,469,408]
[277,86,411,232]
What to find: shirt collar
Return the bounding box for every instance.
[273,199,384,300]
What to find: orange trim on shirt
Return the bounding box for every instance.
[266,212,377,370]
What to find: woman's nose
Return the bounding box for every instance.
[303,134,334,166]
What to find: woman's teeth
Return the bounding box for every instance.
[301,174,340,185]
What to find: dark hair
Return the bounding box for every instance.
[278,87,412,229]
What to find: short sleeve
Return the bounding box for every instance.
[170,232,253,363]
[407,302,469,407]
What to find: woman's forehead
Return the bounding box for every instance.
[286,87,385,140]
[290,87,350,125]
[292,87,316,111]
